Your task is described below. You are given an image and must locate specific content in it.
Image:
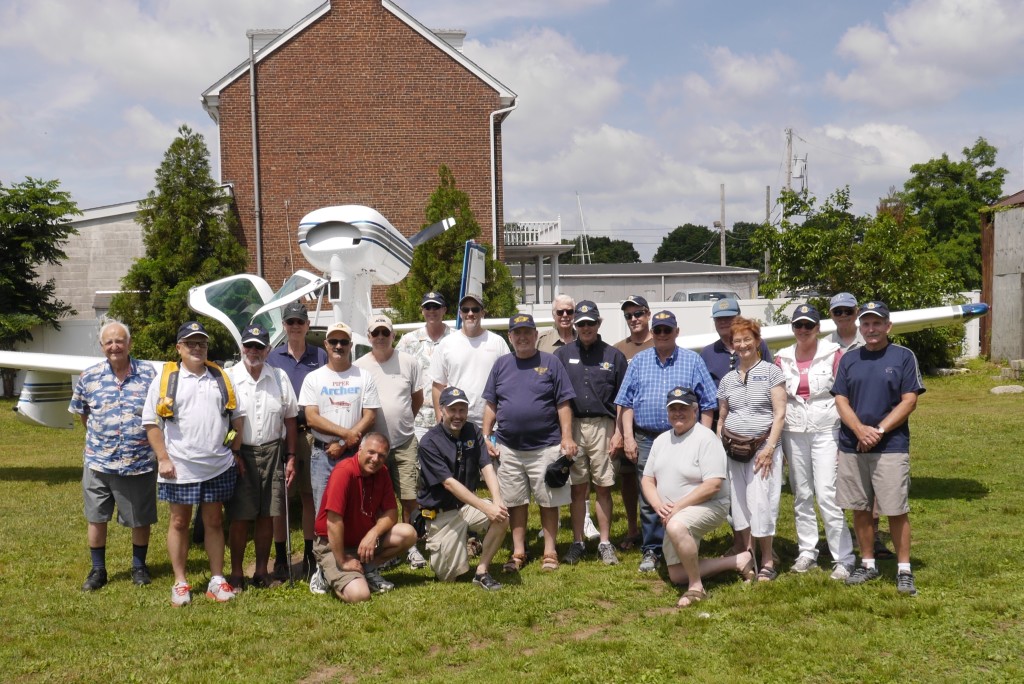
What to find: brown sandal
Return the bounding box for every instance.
[502,552,528,573]
[618,534,642,551]
[541,553,559,571]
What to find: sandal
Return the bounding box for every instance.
[541,553,559,571]
[618,534,642,551]
[756,566,778,582]
[677,588,707,608]
[502,552,528,573]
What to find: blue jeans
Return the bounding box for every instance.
[634,431,664,555]
[310,445,345,516]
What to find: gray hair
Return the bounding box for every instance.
[552,294,575,313]
[361,432,390,451]
[99,319,131,343]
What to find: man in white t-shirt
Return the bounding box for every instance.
[355,314,427,569]
[430,294,510,429]
[395,291,451,441]
[299,322,380,517]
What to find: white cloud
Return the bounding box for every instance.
[653,47,798,110]
[825,0,1024,108]
[389,0,609,30]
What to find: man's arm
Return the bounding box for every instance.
[410,389,424,420]
[880,392,919,434]
[326,512,363,573]
[640,475,672,522]
[482,401,500,458]
[357,508,398,564]
[700,410,713,428]
[145,424,176,479]
[442,469,508,524]
[431,382,445,423]
[557,401,578,458]
[835,394,878,452]
[670,478,723,514]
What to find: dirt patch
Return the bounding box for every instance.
[571,624,604,641]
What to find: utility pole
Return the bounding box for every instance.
[785,128,793,191]
[719,183,726,266]
[764,185,771,277]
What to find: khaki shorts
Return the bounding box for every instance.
[662,498,729,567]
[313,536,364,595]
[227,441,284,521]
[387,436,420,500]
[836,450,910,516]
[425,505,491,582]
[570,416,616,487]
[496,444,572,508]
[292,431,314,497]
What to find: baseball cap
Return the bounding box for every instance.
[791,304,821,325]
[326,322,353,338]
[711,298,741,318]
[621,295,649,310]
[240,323,270,347]
[857,301,890,321]
[829,292,858,311]
[508,313,536,331]
[421,291,447,307]
[176,321,209,342]
[650,310,678,329]
[368,315,393,333]
[574,300,600,324]
[665,386,698,407]
[544,455,573,489]
[439,386,470,407]
[459,293,484,307]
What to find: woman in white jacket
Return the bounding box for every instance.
[774,304,855,580]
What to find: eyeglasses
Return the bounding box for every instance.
[652,326,674,335]
[369,329,391,338]
[422,303,443,311]
[182,340,208,350]
[460,306,482,314]
[326,339,351,347]
[623,310,648,320]
[792,321,817,330]
[284,318,306,326]
[243,342,267,350]
[554,309,574,316]
[575,320,597,328]
[831,307,855,317]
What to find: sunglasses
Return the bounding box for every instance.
[623,310,648,320]
[284,318,306,325]
[182,340,208,349]
[243,342,267,350]
[831,307,855,317]
[326,338,351,347]
[554,309,574,316]
[792,321,817,330]
[575,320,597,328]
[422,303,443,310]
[460,306,482,314]
[652,326,675,335]
[369,329,392,338]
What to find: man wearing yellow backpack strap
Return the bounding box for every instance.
[143,321,246,607]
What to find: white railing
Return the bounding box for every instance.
[504,217,561,246]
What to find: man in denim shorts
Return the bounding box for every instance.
[143,322,246,606]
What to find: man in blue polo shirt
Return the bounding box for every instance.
[555,301,627,566]
[266,301,327,580]
[832,301,925,596]
[615,310,717,573]
[699,297,773,389]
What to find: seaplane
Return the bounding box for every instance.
[0,204,991,430]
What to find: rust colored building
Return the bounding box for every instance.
[201,0,516,296]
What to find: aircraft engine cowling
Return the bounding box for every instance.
[13,370,75,429]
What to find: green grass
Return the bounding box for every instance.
[1,363,1022,683]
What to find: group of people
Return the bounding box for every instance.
[69,288,924,609]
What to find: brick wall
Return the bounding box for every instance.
[218,0,507,304]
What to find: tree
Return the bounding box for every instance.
[0,177,80,396]
[902,137,1007,290]
[558,236,640,264]
[725,221,766,271]
[754,187,963,368]
[109,125,248,361]
[653,223,719,263]
[387,165,519,322]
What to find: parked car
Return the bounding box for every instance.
[669,290,740,302]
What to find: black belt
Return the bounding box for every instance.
[633,426,664,440]
[312,438,336,450]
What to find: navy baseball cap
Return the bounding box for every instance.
[282,301,309,322]
[439,386,470,407]
[508,313,536,331]
[574,300,600,324]
[241,323,270,347]
[666,386,698,407]
[791,304,821,325]
[857,301,890,321]
[176,321,209,342]
[650,310,678,329]
[712,298,741,318]
[421,291,447,307]
[621,295,649,310]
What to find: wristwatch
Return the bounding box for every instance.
[877,426,885,435]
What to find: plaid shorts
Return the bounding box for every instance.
[158,466,238,505]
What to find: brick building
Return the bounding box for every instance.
[201,0,517,296]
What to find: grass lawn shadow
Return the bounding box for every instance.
[911,476,989,500]
[0,465,81,485]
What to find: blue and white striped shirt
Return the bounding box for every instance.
[614,347,716,433]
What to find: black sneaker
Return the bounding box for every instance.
[131,564,152,586]
[562,541,586,565]
[82,567,108,592]
[472,572,502,591]
[273,559,290,582]
[844,565,881,586]
[896,571,918,596]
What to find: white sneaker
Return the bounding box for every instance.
[790,556,817,573]
[407,546,427,569]
[583,515,601,542]
[205,576,236,602]
[829,563,853,581]
[308,566,328,595]
[170,581,192,607]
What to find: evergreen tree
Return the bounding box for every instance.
[109,125,248,361]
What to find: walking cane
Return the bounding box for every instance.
[281,450,294,588]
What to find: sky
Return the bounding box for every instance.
[2,0,1023,262]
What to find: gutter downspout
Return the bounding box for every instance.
[489,100,518,255]
[247,31,264,277]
